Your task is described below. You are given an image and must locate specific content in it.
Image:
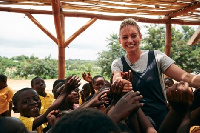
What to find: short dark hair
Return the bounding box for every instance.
[92,75,105,84]
[0,74,7,82]
[31,77,40,87]
[53,79,65,89]
[50,108,121,133]
[12,88,34,108]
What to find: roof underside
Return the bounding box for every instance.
[0,0,200,25]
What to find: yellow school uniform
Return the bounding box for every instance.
[0,86,14,114]
[39,93,54,114]
[19,116,43,133]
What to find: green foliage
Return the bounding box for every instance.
[142,24,165,51]
[65,59,101,78]
[1,55,101,79]
[141,25,200,74]
[15,55,58,79]
[97,33,125,78]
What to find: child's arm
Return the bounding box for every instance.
[136,108,157,133]
[158,81,193,133]
[2,101,12,116]
[82,72,95,95]
[108,90,143,124]
[79,89,110,109]
[32,75,81,130]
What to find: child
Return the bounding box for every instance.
[92,75,106,93]
[52,79,65,99]
[0,74,14,116]
[13,76,81,133]
[31,77,54,114]
[79,82,90,104]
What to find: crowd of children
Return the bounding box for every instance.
[0,72,200,133]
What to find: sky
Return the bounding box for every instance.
[0,11,125,60]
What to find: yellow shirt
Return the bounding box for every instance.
[0,86,14,114]
[19,116,43,133]
[39,93,54,114]
[190,126,200,133]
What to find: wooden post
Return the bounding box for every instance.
[58,46,65,79]
[165,20,172,57]
[52,0,65,79]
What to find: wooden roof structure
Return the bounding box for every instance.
[0,0,200,79]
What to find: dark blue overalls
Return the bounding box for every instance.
[121,50,168,130]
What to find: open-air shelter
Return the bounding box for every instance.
[0,0,199,79]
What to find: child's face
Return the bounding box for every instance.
[16,89,41,117]
[67,90,79,104]
[32,78,46,93]
[93,77,105,91]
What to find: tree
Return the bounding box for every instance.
[15,55,58,79]
[142,25,200,74]
[97,34,125,78]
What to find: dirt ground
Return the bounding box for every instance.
[7,78,87,118]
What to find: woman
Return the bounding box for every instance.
[111,18,200,130]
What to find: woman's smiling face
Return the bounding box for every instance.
[119,25,142,54]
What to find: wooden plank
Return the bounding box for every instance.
[64,17,97,48]
[51,0,65,79]
[25,12,58,45]
[187,26,200,45]
[165,20,172,57]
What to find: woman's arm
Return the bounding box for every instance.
[165,64,200,88]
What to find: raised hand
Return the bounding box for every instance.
[108,90,143,124]
[80,89,110,108]
[82,72,92,83]
[166,81,194,112]
[65,75,81,94]
[110,80,124,104]
[121,70,132,82]
[46,110,62,127]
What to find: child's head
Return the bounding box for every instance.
[31,77,46,94]
[164,77,174,90]
[92,75,105,91]
[12,88,41,117]
[49,108,121,133]
[67,88,80,105]
[52,79,65,99]
[0,74,7,90]
[81,83,90,99]
[0,117,36,133]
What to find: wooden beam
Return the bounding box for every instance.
[187,26,200,45]
[1,6,200,25]
[25,12,58,45]
[64,17,97,48]
[51,0,65,79]
[0,6,52,14]
[165,20,172,57]
[166,1,200,18]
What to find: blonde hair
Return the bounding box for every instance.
[119,18,141,35]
